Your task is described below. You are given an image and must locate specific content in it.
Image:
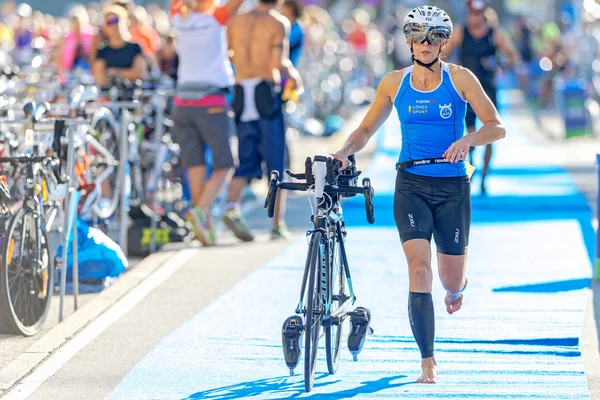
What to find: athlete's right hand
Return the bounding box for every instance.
[329,151,348,170]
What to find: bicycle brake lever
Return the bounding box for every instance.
[285,169,305,180]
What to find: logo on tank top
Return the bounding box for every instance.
[439,103,452,119]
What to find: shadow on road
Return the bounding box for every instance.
[183,374,411,399]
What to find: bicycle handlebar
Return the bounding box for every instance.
[265,155,375,225]
[0,155,68,185]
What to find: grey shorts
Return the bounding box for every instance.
[172,105,238,170]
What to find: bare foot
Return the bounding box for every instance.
[417,357,438,383]
[445,292,463,314]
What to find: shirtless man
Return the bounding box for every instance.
[223,0,302,241]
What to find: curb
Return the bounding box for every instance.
[0,248,180,394]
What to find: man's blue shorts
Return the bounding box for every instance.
[234,111,288,181]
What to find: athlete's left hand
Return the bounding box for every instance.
[443,136,472,163]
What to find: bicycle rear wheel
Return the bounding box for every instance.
[91,118,120,221]
[0,207,54,336]
[304,231,324,392]
[325,227,346,374]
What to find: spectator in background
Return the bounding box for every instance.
[149,8,172,39]
[13,4,34,63]
[444,0,522,195]
[92,4,147,86]
[129,5,161,56]
[510,15,534,92]
[346,8,369,55]
[31,11,49,40]
[537,21,563,107]
[281,0,304,67]
[156,32,178,81]
[391,5,413,70]
[129,5,161,76]
[89,0,132,65]
[1,0,16,20]
[57,5,95,76]
[512,15,533,64]
[562,22,598,85]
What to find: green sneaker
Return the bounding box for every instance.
[222,208,254,242]
[186,207,214,247]
[208,229,217,245]
[271,224,291,240]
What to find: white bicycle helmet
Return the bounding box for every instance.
[402,6,453,71]
[403,6,453,42]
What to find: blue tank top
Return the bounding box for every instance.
[394,62,468,177]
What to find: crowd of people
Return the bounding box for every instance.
[0,0,389,245]
[0,0,598,228]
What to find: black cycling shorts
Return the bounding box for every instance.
[393,170,471,256]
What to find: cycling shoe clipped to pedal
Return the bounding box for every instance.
[282,315,304,375]
[347,307,373,361]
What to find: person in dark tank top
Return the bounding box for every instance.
[443,0,522,195]
[92,5,148,87]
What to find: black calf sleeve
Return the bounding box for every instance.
[408,292,435,359]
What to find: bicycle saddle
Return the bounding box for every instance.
[70,84,98,106]
[23,101,51,123]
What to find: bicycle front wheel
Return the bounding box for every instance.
[0,207,54,336]
[325,228,346,375]
[304,231,324,392]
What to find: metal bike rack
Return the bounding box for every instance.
[0,113,89,322]
[149,89,175,254]
[58,118,91,322]
[95,101,143,257]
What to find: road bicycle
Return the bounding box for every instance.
[265,154,375,392]
[0,103,68,335]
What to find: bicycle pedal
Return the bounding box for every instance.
[347,307,372,357]
[282,315,304,370]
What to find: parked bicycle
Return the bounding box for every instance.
[265,154,375,392]
[0,103,68,335]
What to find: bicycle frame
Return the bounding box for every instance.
[294,170,357,326]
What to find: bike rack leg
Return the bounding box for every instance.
[72,191,79,311]
[59,126,76,323]
[150,192,158,254]
[150,97,166,255]
[118,109,129,257]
